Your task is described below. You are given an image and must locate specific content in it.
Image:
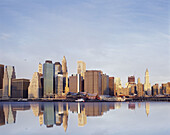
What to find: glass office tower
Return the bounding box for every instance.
[43,60,54,98]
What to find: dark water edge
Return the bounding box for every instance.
[0,97,170,102]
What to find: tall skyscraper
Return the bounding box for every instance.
[62,56,67,78]
[55,74,63,96]
[3,66,16,98]
[77,61,86,79]
[54,62,62,75]
[62,56,69,94]
[28,72,42,98]
[38,63,43,76]
[0,64,4,98]
[43,60,54,98]
[109,77,114,96]
[84,70,102,95]
[144,69,151,95]
[137,77,144,97]
[0,64,4,90]
[101,74,109,95]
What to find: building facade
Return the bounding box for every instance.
[77,61,86,79]
[69,74,83,93]
[152,84,159,96]
[136,78,144,97]
[84,70,102,95]
[0,64,4,98]
[28,72,42,98]
[144,69,151,95]
[128,76,135,84]
[55,74,63,96]
[11,79,30,98]
[43,60,54,97]
[3,66,16,98]
[38,63,43,76]
[101,74,109,95]
[109,77,114,96]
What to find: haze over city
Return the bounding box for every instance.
[0,0,169,86]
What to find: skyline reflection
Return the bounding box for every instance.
[0,102,151,131]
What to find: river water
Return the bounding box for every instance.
[0,102,169,135]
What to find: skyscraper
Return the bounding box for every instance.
[77,61,86,79]
[152,83,159,96]
[0,64,4,90]
[136,77,144,97]
[62,56,69,94]
[114,77,122,95]
[43,60,54,98]
[55,74,63,96]
[11,79,30,98]
[144,69,151,95]
[84,70,102,95]
[101,74,109,95]
[38,63,43,76]
[62,56,67,78]
[69,74,83,93]
[128,76,135,84]
[54,62,62,75]
[109,77,114,96]
[0,64,4,98]
[28,72,42,99]
[3,66,16,98]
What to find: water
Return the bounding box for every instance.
[0,102,169,135]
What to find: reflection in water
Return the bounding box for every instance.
[0,102,151,131]
[145,102,150,117]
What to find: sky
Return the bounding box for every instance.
[0,0,169,86]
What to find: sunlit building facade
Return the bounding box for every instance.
[3,66,16,98]
[144,69,151,95]
[28,72,42,98]
[77,61,86,79]
[84,70,102,95]
[55,74,63,95]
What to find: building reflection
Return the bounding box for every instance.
[145,102,150,117]
[0,102,151,130]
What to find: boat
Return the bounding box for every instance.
[75,98,85,102]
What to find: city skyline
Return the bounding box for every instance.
[0,0,169,86]
[0,59,169,87]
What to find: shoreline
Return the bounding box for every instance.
[0,97,170,102]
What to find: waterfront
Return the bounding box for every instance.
[0,102,170,135]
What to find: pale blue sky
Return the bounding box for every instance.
[0,0,169,86]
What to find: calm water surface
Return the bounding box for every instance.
[0,102,169,135]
